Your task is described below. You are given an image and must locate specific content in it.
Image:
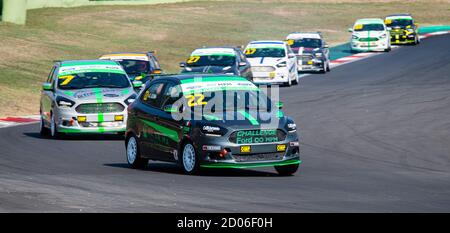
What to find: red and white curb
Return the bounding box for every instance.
[419,30,450,39]
[0,115,40,128]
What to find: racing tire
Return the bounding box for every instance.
[274,163,299,176]
[126,135,148,169]
[39,115,50,136]
[384,47,391,52]
[181,142,200,175]
[326,61,331,72]
[292,71,299,85]
[50,113,62,139]
[284,76,292,87]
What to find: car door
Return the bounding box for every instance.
[41,65,57,125]
[236,50,252,80]
[157,81,184,161]
[136,81,167,160]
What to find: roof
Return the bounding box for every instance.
[246,40,286,49]
[385,14,413,20]
[355,18,385,24]
[99,52,149,61]
[191,47,236,56]
[60,60,120,67]
[249,40,285,45]
[387,13,411,17]
[286,32,322,40]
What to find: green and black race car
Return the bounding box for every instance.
[385,13,420,45]
[125,74,301,175]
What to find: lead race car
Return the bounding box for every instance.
[244,40,299,86]
[39,60,142,138]
[384,13,420,45]
[349,18,391,52]
[286,32,331,73]
[125,74,301,175]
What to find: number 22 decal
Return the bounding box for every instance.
[186,94,207,107]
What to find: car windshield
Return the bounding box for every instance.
[245,48,286,58]
[117,60,150,75]
[57,72,130,90]
[386,19,413,27]
[186,55,235,67]
[290,38,322,48]
[355,24,385,31]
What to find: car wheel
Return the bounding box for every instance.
[50,113,61,139]
[326,61,331,72]
[274,163,299,176]
[384,46,391,52]
[39,114,50,136]
[181,142,200,175]
[292,70,299,85]
[126,135,148,169]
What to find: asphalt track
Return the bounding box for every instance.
[1,34,450,212]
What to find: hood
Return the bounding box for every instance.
[182,65,235,74]
[353,30,386,38]
[192,110,287,130]
[247,57,285,67]
[60,88,133,101]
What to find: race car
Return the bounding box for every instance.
[39,60,142,138]
[385,13,420,45]
[349,18,391,52]
[125,74,301,175]
[180,47,253,81]
[99,51,162,83]
[286,32,331,73]
[244,40,299,86]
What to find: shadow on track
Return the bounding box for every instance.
[23,132,124,141]
[104,163,284,177]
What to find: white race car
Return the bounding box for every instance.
[349,18,391,52]
[244,40,299,86]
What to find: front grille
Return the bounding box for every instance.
[233,152,284,162]
[229,129,286,144]
[359,37,379,42]
[251,66,275,72]
[297,54,313,61]
[390,30,405,36]
[76,103,124,114]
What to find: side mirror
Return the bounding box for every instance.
[239,62,247,67]
[276,101,284,109]
[42,83,53,91]
[152,69,162,74]
[348,28,353,32]
[132,81,143,88]
[179,62,186,68]
[323,44,329,48]
[386,27,392,31]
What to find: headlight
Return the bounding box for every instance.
[352,35,359,40]
[56,96,75,108]
[407,28,414,33]
[286,123,297,132]
[125,94,137,105]
[276,61,287,68]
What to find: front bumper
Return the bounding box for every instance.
[194,130,301,168]
[390,34,416,44]
[251,68,290,84]
[55,107,127,134]
[351,39,389,51]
